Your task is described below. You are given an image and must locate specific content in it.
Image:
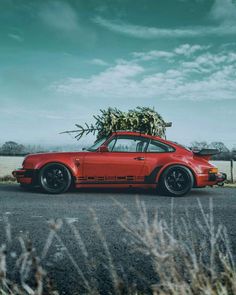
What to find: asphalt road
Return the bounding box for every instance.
[0,184,236,294]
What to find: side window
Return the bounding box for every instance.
[146,140,174,153]
[108,136,148,152]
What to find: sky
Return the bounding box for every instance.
[0,0,236,148]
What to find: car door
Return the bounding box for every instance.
[82,135,149,183]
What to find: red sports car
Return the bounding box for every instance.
[12,131,226,196]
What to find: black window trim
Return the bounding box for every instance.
[145,139,176,153]
[105,135,149,153]
[103,135,176,154]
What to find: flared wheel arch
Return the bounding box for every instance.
[37,161,76,187]
[156,163,197,187]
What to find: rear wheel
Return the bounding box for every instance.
[160,165,194,196]
[39,163,72,194]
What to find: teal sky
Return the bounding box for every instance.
[0,0,236,147]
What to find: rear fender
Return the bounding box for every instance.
[155,162,197,185]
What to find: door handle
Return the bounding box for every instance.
[134,157,145,161]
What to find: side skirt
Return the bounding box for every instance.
[75,166,163,187]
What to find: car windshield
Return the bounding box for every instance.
[86,137,108,152]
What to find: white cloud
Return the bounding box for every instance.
[132,44,209,62]
[39,1,79,32]
[132,50,174,61]
[56,62,144,98]
[174,44,210,56]
[89,58,109,66]
[209,0,236,25]
[54,47,236,102]
[93,10,236,39]
[182,51,236,74]
[93,16,200,38]
[8,33,24,42]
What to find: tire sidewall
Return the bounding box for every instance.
[39,163,72,194]
[160,165,194,197]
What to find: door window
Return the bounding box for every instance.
[108,136,148,152]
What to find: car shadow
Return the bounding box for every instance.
[0,183,224,198]
[0,183,40,194]
[71,186,158,195]
[61,186,224,198]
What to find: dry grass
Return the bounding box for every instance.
[0,198,235,295]
[0,176,16,183]
[116,198,236,295]
[224,182,236,188]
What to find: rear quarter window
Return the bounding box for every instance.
[146,140,175,153]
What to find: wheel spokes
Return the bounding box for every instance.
[166,169,188,192]
[43,168,67,190]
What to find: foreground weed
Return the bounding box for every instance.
[0,198,235,295]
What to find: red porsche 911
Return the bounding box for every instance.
[12,131,226,196]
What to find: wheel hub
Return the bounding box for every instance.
[166,170,188,192]
[44,168,66,189]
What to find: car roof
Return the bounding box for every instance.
[111,131,162,140]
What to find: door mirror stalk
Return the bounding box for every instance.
[98,145,109,152]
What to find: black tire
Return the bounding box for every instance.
[159,165,194,197]
[39,163,72,194]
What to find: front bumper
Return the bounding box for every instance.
[12,169,36,185]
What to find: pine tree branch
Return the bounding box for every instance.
[60,107,171,141]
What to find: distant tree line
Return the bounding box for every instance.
[190,141,236,160]
[0,141,45,156]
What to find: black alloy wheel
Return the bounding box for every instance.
[39,163,72,194]
[160,165,194,196]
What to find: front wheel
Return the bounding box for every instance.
[159,165,194,197]
[39,163,72,194]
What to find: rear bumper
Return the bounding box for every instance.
[12,169,37,185]
[215,172,227,185]
[208,172,227,183]
[196,172,227,187]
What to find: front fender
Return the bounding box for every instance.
[35,159,79,178]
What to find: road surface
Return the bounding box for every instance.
[0,184,235,294]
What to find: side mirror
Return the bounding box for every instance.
[98,145,109,152]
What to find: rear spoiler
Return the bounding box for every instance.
[192,149,220,156]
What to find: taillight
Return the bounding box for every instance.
[209,167,218,174]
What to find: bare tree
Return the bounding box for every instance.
[0,141,25,155]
